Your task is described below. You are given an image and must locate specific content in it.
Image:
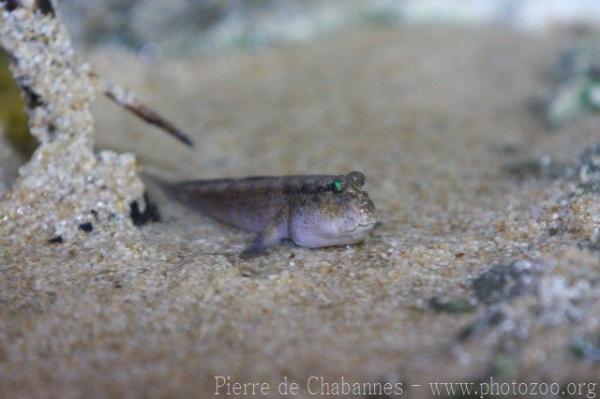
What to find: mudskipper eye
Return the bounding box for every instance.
[333,177,345,193]
[347,171,365,188]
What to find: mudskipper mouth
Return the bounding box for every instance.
[361,212,379,229]
[360,222,377,229]
[346,218,378,237]
[358,222,377,234]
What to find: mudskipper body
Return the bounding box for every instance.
[157,171,378,257]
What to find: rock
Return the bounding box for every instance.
[0,3,145,243]
[504,155,570,180]
[78,222,93,232]
[545,40,600,127]
[129,192,161,226]
[578,142,600,192]
[458,310,506,341]
[472,260,542,304]
[570,334,600,363]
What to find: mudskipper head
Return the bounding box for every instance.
[291,171,379,248]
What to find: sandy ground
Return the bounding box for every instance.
[1,26,599,398]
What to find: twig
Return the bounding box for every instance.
[88,72,194,147]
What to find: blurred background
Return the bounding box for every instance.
[3,0,600,165]
[57,0,600,57]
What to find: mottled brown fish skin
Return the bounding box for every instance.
[167,175,335,231]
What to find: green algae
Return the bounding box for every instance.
[429,296,476,314]
[0,49,37,158]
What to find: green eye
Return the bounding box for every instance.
[333,178,345,193]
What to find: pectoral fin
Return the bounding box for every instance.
[240,208,287,259]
